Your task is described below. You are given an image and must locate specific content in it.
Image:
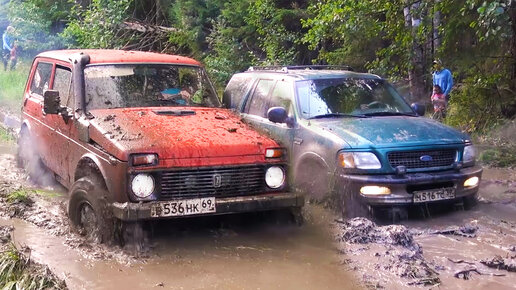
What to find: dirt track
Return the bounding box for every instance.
[1,132,515,289]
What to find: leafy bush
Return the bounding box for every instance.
[445,74,515,133]
[478,146,516,167]
[61,0,131,49]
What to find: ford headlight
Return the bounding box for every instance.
[265,166,285,189]
[131,173,155,198]
[338,152,381,169]
[463,145,476,164]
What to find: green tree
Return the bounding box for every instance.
[61,0,132,49]
[7,0,71,55]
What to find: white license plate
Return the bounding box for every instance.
[150,197,216,217]
[413,188,455,203]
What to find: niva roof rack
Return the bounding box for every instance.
[247,65,353,73]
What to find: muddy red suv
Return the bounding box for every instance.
[18,49,303,242]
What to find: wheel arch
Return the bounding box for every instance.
[73,153,109,191]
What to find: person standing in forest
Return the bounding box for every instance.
[2,26,16,71]
[432,59,453,102]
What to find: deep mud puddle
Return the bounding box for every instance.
[2,206,360,290]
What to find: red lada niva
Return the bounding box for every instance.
[18,49,303,243]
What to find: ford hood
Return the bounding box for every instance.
[87,107,279,161]
[313,116,469,149]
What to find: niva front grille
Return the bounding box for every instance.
[387,149,456,169]
[160,165,265,198]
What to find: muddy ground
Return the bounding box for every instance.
[1,135,516,289]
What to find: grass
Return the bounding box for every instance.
[6,190,32,205]
[0,244,67,290]
[0,60,31,112]
[0,126,15,143]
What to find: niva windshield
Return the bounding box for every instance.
[296,78,414,119]
[84,64,221,110]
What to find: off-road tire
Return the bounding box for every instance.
[68,176,114,244]
[463,193,478,210]
[295,161,332,202]
[290,207,304,226]
[17,130,52,185]
[120,221,149,254]
[342,188,371,219]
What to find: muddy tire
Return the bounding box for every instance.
[463,193,478,210]
[120,221,149,254]
[342,189,371,219]
[17,130,53,185]
[68,176,114,244]
[295,161,332,201]
[290,207,304,226]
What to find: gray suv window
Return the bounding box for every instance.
[247,79,275,118]
[223,74,253,109]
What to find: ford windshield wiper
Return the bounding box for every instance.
[363,112,417,117]
[309,113,368,119]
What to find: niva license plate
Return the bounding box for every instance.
[413,187,455,203]
[151,197,216,217]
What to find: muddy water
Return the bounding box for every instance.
[338,168,516,289]
[2,206,360,290]
[2,133,516,290]
[0,141,360,289]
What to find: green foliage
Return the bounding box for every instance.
[0,244,67,289]
[445,73,511,133]
[7,0,71,56]
[204,1,256,86]
[0,62,30,111]
[302,0,409,74]
[467,0,511,41]
[6,189,32,204]
[61,0,132,49]
[167,0,223,57]
[0,126,14,143]
[478,146,516,167]
[246,0,309,65]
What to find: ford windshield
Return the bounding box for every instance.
[296,78,415,119]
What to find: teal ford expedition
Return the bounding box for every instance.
[223,66,482,218]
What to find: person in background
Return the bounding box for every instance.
[9,41,17,70]
[432,59,453,102]
[431,84,447,119]
[2,26,15,71]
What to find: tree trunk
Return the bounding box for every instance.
[510,0,516,92]
[404,1,426,102]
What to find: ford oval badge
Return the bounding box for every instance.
[420,155,433,162]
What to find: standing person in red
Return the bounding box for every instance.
[431,84,447,120]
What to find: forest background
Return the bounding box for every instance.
[0,0,515,157]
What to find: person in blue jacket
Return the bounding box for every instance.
[2,26,15,71]
[432,59,453,101]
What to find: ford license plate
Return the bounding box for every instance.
[150,197,216,217]
[413,187,456,203]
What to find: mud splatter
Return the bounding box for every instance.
[481,255,516,272]
[335,218,440,287]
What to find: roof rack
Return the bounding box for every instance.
[247,65,353,73]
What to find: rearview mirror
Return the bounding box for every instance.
[43,90,61,115]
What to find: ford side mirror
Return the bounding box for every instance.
[43,90,61,115]
[268,107,288,123]
[411,103,425,116]
[267,107,294,127]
